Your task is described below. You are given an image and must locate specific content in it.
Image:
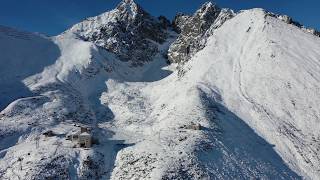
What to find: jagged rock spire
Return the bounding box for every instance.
[168,1,234,64]
[116,0,143,19]
[196,1,220,15]
[173,1,221,34]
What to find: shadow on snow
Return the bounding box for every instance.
[0,29,61,111]
[197,88,301,179]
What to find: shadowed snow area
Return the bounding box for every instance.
[1,2,320,180]
[197,88,300,179]
[0,26,61,111]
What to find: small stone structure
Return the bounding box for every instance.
[43,130,55,137]
[79,132,92,148]
[66,131,80,141]
[188,123,201,130]
[180,122,202,130]
[81,127,90,133]
[66,126,93,148]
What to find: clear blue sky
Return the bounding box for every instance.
[0,0,319,36]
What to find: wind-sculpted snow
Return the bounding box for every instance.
[1,1,320,180]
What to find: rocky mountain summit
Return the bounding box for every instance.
[67,0,319,66]
[68,0,169,66]
[168,2,235,64]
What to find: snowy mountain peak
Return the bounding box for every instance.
[196,1,220,16]
[118,0,137,6]
[66,0,168,66]
[168,2,234,64]
[193,1,221,30]
[116,0,144,19]
[202,1,214,7]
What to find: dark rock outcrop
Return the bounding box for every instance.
[158,15,171,29]
[172,13,191,33]
[168,2,234,64]
[68,0,168,66]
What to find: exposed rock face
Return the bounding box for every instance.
[158,15,171,29]
[68,0,168,66]
[168,2,235,64]
[172,13,191,33]
[278,15,292,24]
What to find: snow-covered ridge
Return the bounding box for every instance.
[266,12,320,37]
[168,5,320,65]
[178,8,320,178]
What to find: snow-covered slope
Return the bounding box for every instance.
[0,29,114,179]
[1,1,320,179]
[172,9,320,179]
[0,16,176,180]
[0,25,60,110]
